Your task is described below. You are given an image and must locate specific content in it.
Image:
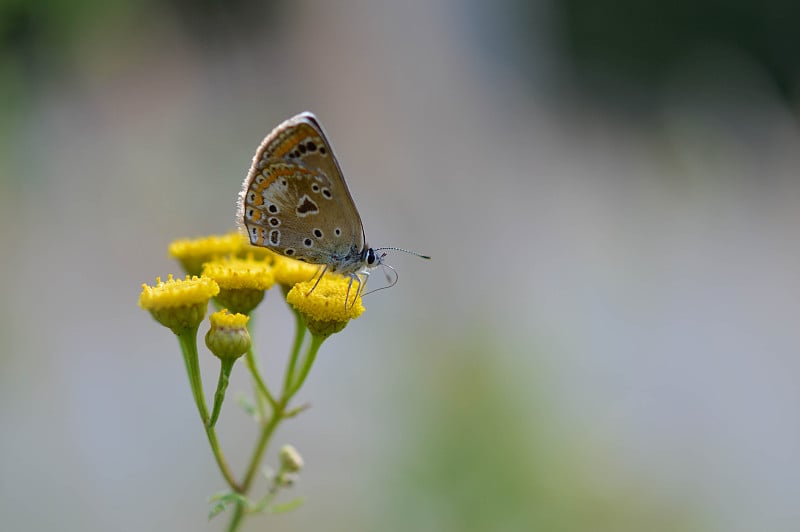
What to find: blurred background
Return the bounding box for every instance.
[2,0,800,530]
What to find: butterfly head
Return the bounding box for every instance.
[360,246,426,272]
[363,247,382,268]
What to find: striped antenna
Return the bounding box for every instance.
[374,247,431,260]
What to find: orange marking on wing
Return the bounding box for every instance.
[248,187,264,206]
[254,178,273,194]
[271,164,316,181]
[248,162,316,208]
[270,125,316,159]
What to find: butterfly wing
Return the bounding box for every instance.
[238,112,366,266]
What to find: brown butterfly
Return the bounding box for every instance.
[238,112,429,297]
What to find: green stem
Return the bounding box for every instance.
[240,317,316,496]
[206,424,241,492]
[244,319,268,419]
[245,344,277,411]
[226,501,245,532]
[177,329,240,491]
[208,359,235,428]
[178,328,210,424]
[223,308,319,531]
[241,404,283,492]
[282,309,307,397]
[289,334,325,399]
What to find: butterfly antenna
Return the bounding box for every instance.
[374,247,431,260]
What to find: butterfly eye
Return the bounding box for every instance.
[366,249,377,266]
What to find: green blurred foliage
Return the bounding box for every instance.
[0,0,280,132]
[556,0,800,100]
[466,0,800,114]
[377,339,700,532]
[0,0,129,97]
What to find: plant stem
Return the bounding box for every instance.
[245,344,277,411]
[208,359,235,428]
[224,313,322,531]
[178,328,210,423]
[206,424,241,492]
[226,502,245,532]
[177,330,240,491]
[244,319,267,420]
[241,403,283,492]
[289,334,325,398]
[282,309,307,397]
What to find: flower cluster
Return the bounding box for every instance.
[138,230,368,528]
[148,231,365,332]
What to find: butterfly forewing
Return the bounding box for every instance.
[239,112,366,269]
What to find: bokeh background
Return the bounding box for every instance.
[2,1,800,530]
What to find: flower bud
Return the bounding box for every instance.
[205,309,251,361]
[279,444,304,473]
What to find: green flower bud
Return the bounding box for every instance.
[205,309,251,361]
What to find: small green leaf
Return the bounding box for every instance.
[208,501,227,520]
[284,402,311,418]
[207,492,251,520]
[252,492,277,514]
[208,491,229,503]
[268,497,306,514]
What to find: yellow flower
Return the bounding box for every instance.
[272,255,319,289]
[168,232,248,276]
[238,242,277,262]
[139,274,219,333]
[202,256,275,314]
[286,276,365,337]
[205,309,251,361]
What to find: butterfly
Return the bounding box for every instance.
[237,111,429,299]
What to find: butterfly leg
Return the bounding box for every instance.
[306,264,329,296]
[358,270,370,298]
[344,270,371,309]
[345,274,357,310]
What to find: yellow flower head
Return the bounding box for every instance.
[139,274,219,334]
[202,256,275,314]
[203,256,275,290]
[238,243,277,263]
[286,276,365,337]
[205,309,251,361]
[272,255,319,290]
[168,232,248,276]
